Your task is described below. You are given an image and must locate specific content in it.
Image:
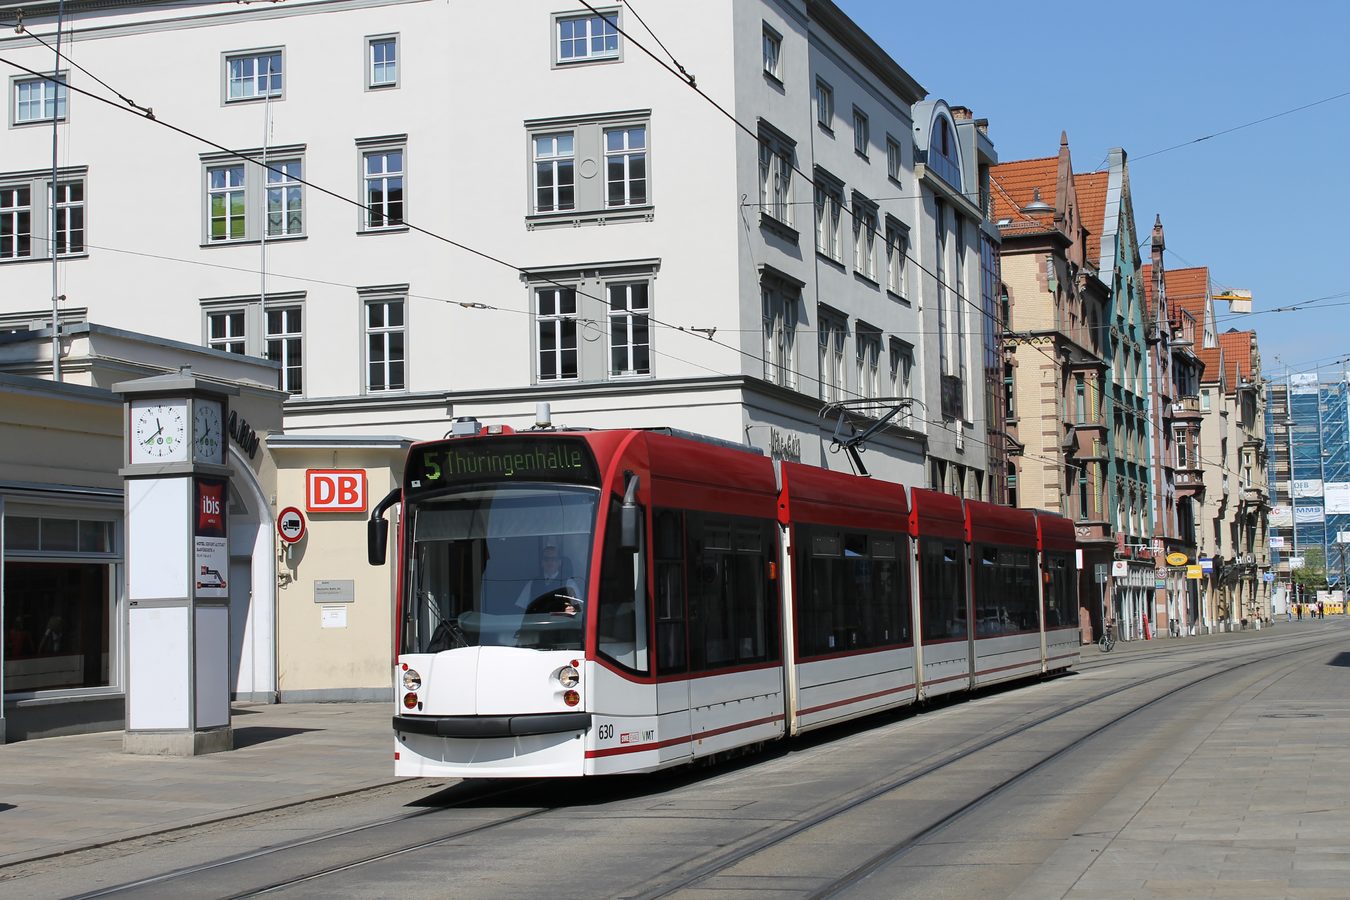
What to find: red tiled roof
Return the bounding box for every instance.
[1197,344,1222,386]
[989,156,1058,236]
[1073,171,1109,265]
[1219,330,1255,386]
[1163,267,1209,320]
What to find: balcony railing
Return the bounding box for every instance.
[1171,395,1203,420]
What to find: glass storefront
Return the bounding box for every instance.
[3,512,119,695]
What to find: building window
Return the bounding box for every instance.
[201,150,306,244]
[856,326,881,401]
[1,171,85,262]
[367,35,398,88]
[818,311,846,402]
[885,217,907,297]
[266,159,304,237]
[12,72,67,125]
[886,136,902,183]
[605,126,647,208]
[816,79,834,131]
[4,510,120,694]
[224,49,283,103]
[852,106,869,158]
[266,305,304,394]
[364,294,406,392]
[555,10,620,64]
[814,170,843,263]
[762,276,800,389]
[762,25,782,81]
[536,286,578,382]
[757,126,794,228]
[890,339,914,426]
[202,293,306,394]
[533,132,575,213]
[359,140,405,230]
[526,113,651,226]
[852,195,877,281]
[608,281,650,377]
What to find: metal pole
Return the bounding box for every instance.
[49,0,66,381]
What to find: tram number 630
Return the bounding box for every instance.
[597,724,614,741]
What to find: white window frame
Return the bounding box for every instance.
[201,148,306,245]
[535,285,579,383]
[891,339,915,427]
[852,194,878,282]
[761,272,800,390]
[608,281,651,378]
[526,112,652,227]
[265,304,305,395]
[856,325,881,402]
[356,136,406,232]
[757,124,794,229]
[360,287,407,393]
[818,310,847,402]
[885,215,908,298]
[265,158,304,238]
[852,106,869,158]
[206,307,247,355]
[366,34,398,90]
[815,79,834,132]
[553,9,621,66]
[10,71,67,127]
[886,135,902,183]
[604,125,647,209]
[222,48,284,104]
[814,169,843,263]
[762,24,782,81]
[0,167,86,262]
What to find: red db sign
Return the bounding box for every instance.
[306,469,368,513]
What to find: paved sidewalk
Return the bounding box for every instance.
[0,702,400,867]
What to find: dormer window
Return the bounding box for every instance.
[929,114,961,189]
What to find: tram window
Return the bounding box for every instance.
[974,545,1038,635]
[597,497,649,675]
[686,514,778,672]
[1043,552,1078,628]
[654,508,687,675]
[796,525,910,658]
[919,539,967,641]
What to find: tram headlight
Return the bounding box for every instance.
[402,668,422,691]
[556,665,579,688]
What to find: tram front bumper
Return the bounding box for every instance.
[392,711,592,738]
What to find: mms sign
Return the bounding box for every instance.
[306,469,368,513]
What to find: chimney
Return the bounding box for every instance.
[950,105,973,122]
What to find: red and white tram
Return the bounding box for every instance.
[369,425,1079,778]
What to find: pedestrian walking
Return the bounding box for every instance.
[1296,603,1303,621]
[1318,600,1325,619]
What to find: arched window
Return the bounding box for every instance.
[930,115,961,188]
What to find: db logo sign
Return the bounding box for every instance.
[306,469,368,513]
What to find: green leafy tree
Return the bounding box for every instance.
[1293,546,1329,600]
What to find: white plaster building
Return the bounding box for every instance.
[1,0,999,730]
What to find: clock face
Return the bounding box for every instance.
[130,401,188,463]
[193,401,224,464]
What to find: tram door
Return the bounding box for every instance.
[652,509,692,764]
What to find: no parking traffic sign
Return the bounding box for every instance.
[277,506,307,544]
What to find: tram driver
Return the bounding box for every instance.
[518,542,582,616]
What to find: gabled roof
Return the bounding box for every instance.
[1197,343,1223,388]
[989,156,1058,236]
[1161,267,1209,318]
[1073,171,1109,265]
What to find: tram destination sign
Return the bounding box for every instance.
[406,436,600,493]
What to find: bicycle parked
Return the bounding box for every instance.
[1099,619,1116,652]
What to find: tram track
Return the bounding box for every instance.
[627,631,1344,899]
[67,630,1343,899]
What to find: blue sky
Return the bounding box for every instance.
[839,0,1350,380]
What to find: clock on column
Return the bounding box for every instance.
[193,399,224,464]
[129,398,189,463]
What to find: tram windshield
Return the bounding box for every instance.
[403,484,599,654]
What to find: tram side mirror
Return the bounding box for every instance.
[368,517,389,566]
[620,472,641,552]
[368,487,402,567]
